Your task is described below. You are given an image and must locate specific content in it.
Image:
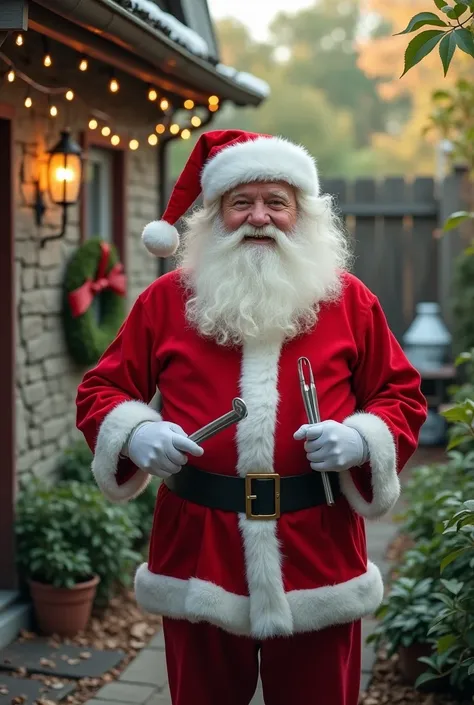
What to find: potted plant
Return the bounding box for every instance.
[15,479,141,637]
[367,576,443,684]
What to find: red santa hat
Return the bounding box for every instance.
[142,129,321,257]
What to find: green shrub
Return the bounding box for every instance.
[57,437,158,546]
[15,479,141,603]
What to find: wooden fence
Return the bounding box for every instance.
[320,169,471,342]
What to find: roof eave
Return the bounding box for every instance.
[31,0,264,107]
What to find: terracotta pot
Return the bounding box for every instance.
[29,575,100,637]
[398,643,433,684]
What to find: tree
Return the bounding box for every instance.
[357,0,472,174]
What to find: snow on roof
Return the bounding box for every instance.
[115,0,271,99]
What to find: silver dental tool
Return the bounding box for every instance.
[189,398,248,444]
[297,357,335,506]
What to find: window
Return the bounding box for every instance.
[84,147,113,241]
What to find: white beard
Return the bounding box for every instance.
[178,195,352,347]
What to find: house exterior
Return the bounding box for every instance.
[0,0,268,643]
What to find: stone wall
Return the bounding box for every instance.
[7,39,162,483]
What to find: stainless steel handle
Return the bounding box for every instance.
[189,397,248,444]
[298,357,335,506]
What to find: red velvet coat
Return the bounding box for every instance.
[76,269,427,639]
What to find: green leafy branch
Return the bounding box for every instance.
[395,1,474,76]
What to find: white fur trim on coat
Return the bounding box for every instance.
[92,400,162,503]
[236,339,294,638]
[340,412,399,519]
[134,560,383,638]
[201,136,320,203]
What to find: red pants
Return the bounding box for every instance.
[162,618,361,705]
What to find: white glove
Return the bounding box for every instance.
[293,420,368,473]
[126,421,204,479]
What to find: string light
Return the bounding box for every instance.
[169,123,180,135]
[209,104,219,112]
[7,70,15,82]
[79,57,88,71]
[160,98,169,111]
[43,54,52,67]
[88,119,98,130]
[24,95,32,108]
[101,126,111,137]
[65,89,74,101]
[129,139,139,151]
[155,123,165,134]
[184,99,194,110]
[148,87,158,101]
[191,116,201,127]
[181,129,191,140]
[16,34,24,47]
[111,134,120,146]
[148,133,158,146]
[208,95,219,106]
[109,77,119,93]
[50,104,58,117]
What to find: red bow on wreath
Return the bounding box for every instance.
[68,242,126,318]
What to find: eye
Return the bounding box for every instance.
[233,200,250,207]
[268,200,286,207]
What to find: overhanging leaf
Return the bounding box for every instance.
[440,547,469,572]
[443,211,474,231]
[401,30,446,77]
[455,28,474,57]
[395,12,449,34]
[415,671,444,688]
[439,31,457,75]
[446,2,469,17]
[434,0,448,7]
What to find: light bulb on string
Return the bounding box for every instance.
[101,126,111,137]
[159,98,169,111]
[181,129,191,140]
[111,134,120,146]
[129,139,139,151]
[109,76,119,93]
[7,70,15,83]
[50,104,58,117]
[148,134,158,146]
[208,95,219,106]
[169,123,180,135]
[148,86,158,101]
[43,54,52,67]
[208,104,219,112]
[191,116,201,127]
[155,123,165,134]
[16,34,24,46]
[65,90,74,101]
[88,119,98,130]
[184,99,194,110]
[24,95,32,109]
[79,57,88,71]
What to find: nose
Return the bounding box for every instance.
[247,202,270,227]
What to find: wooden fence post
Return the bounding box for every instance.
[438,165,471,330]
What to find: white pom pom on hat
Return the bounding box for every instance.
[141,129,321,258]
[141,220,179,258]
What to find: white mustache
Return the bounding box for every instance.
[222,223,286,246]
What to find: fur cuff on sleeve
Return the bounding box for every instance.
[339,412,399,519]
[92,400,162,503]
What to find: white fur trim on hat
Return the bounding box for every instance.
[201,136,320,203]
[142,220,179,257]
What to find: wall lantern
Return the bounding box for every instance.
[20,129,84,247]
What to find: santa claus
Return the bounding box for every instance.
[76,130,427,705]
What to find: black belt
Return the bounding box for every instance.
[164,465,340,520]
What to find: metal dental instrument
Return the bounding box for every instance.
[189,398,248,444]
[297,357,335,506]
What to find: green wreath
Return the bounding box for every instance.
[63,238,126,366]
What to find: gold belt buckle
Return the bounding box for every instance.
[245,473,281,520]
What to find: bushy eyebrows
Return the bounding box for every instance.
[228,189,290,202]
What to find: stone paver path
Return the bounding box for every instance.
[85,513,397,705]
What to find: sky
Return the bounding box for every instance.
[207,0,315,41]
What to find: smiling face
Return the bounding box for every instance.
[221,182,298,243]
